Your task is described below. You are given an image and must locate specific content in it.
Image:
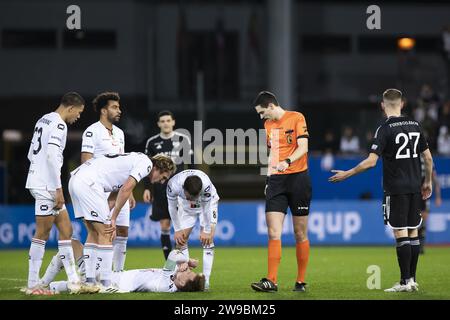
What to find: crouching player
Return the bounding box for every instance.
[167,169,219,291]
[49,249,205,293]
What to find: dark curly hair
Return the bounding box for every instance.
[92,92,120,112]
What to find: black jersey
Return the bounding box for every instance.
[370,116,429,195]
[143,131,193,190]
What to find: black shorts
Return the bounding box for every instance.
[150,183,170,222]
[383,193,423,229]
[265,171,312,216]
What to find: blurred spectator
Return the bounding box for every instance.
[442,26,450,95]
[416,84,440,122]
[321,130,338,154]
[364,130,374,152]
[340,126,360,154]
[439,101,450,128]
[437,126,450,155]
[320,130,337,171]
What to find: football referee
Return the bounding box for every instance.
[251,91,312,293]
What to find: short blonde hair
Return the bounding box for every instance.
[178,273,206,292]
[151,154,176,174]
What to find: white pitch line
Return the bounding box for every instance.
[0,278,26,282]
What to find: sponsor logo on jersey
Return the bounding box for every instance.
[85,131,93,137]
[57,124,65,130]
[38,118,52,125]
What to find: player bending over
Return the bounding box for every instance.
[167,169,219,291]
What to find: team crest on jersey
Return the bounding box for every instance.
[286,134,293,144]
[285,129,294,144]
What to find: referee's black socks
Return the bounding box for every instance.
[409,237,420,282]
[396,237,411,284]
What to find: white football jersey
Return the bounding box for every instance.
[70,152,152,192]
[81,121,125,157]
[167,170,219,231]
[112,250,187,293]
[113,268,178,293]
[26,112,67,191]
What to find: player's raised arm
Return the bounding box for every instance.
[329,152,379,183]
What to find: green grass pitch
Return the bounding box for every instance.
[1,246,449,300]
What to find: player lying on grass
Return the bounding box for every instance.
[37,239,205,294]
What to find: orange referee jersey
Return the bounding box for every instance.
[264,111,309,175]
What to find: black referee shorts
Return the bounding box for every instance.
[383,193,423,229]
[150,183,171,222]
[265,171,312,216]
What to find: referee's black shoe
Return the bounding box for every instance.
[293,282,307,292]
[251,278,278,292]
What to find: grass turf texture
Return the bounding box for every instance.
[0,246,449,300]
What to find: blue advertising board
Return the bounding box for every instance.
[1,201,449,248]
[308,156,450,200]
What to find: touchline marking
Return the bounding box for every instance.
[0,278,26,282]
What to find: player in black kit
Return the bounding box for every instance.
[329,89,433,292]
[143,111,193,260]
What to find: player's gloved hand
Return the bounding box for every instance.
[143,189,153,203]
[174,230,186,246]
[200,231,212,247]
[54,188,65,211]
